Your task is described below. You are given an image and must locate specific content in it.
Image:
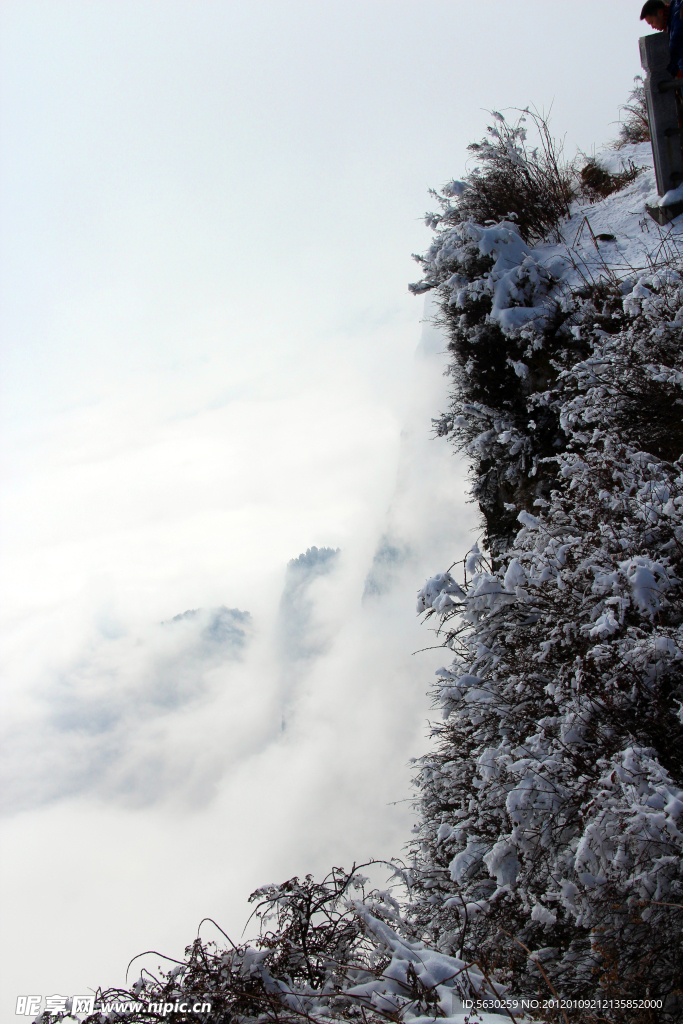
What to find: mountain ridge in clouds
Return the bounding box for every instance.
[0,303,473,1010]
[362,536,411,600]
[0,604,253,814]
[278,546,341,659]
[0,549,356,815]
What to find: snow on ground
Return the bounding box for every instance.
[435,141,683,346]
[541,142,682,292]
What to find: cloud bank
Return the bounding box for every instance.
[0,314,474,1017]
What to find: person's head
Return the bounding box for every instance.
[640,0,669,31]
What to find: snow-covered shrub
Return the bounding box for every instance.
[615,78,650,149]
[409,112,590,553]
[578,158,643,203]
[407,112,663,558]
[409,111,574,261]
[43,869,508,1024]
[409,108,683,1017]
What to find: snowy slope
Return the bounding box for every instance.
[431,142,682,338]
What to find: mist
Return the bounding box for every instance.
[0,311,474,1009]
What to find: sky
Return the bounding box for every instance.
[0,0,651,1014]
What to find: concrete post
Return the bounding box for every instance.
[640,32,683,222]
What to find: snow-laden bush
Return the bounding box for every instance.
[409,121,581,554]
[615,78,650,149]
[43,869,510,1024]
[408,111,668,560]
[408,110,683,1017]
[578,158,643,203]
[409,111,574,255]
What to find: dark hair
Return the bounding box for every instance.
[640,0,666,19]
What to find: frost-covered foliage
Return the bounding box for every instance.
[409,134,575,551]
[43,869,508,1024]
[407,112,607,553]
[409,109,683,1018]
[615,78,650,149]
[408,114,670,555]
[410,111,574,263]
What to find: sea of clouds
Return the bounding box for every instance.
[0,310,475,1014]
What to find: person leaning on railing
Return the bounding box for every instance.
[641,0,683,77]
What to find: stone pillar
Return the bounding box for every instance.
[640,32,683,199]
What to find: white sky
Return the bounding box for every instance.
[0,1,649,1013]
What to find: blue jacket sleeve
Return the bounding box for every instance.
[669,0,683,76]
